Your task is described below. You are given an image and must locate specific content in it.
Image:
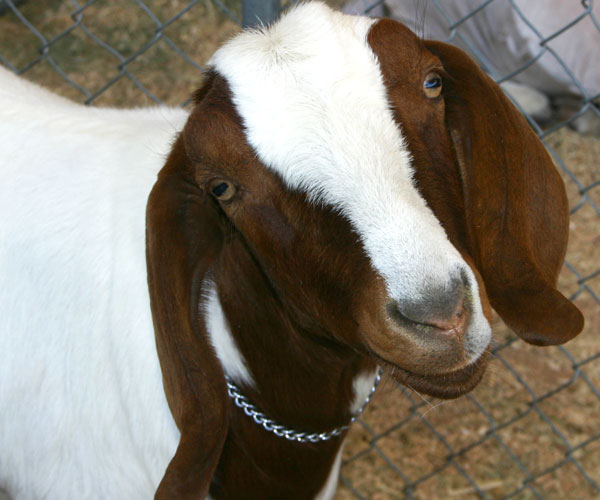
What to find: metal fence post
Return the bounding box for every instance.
[242,0,281,27]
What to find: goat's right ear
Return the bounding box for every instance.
[146,132,227,499]
[424,40,584,346]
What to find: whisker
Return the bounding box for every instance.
[420,399,457,418]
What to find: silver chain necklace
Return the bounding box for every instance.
[225,368,383,443]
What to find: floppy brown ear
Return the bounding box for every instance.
[146,133,227,498]
[424,41,584,346]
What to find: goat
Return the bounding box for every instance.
[0,3,584,499]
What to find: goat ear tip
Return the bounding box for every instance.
[493,286,585,346]
[516,297,584,347]
[518,321,584,347]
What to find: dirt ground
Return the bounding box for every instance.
[1,1,598,499]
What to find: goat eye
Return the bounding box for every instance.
[210,180,236,201]
[424,73,442,98]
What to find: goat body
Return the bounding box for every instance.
[0,68,187,498]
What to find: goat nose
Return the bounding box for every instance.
[389,279,468,336]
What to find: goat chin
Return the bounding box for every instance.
[377,350,490,400]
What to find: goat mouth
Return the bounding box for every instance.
[375,349,490,399]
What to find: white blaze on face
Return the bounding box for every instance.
[210,3,490,359]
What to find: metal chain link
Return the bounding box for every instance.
[225,369,383,443]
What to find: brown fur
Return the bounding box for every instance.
[145,18,583,499]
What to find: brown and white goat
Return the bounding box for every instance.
[0,3,583,499]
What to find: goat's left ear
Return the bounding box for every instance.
[146,134,228,498]
[424,40,584,346]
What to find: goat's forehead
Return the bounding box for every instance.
[208,3,411,204]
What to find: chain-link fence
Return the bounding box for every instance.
[1,1,598,499]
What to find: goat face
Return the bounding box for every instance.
[165,5,581,402]
[182,73,490,399]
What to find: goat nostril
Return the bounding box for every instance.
[423,302,468,334]
[388,280,470,336]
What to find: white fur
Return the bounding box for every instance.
[350,369,379,415]
[203,281,254,386]
[210,2,490,360]
[314,445,344,500]
[0,66,185,499]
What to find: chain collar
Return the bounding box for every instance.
[225,368,383,443]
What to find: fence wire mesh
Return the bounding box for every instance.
[0,1,598,499]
